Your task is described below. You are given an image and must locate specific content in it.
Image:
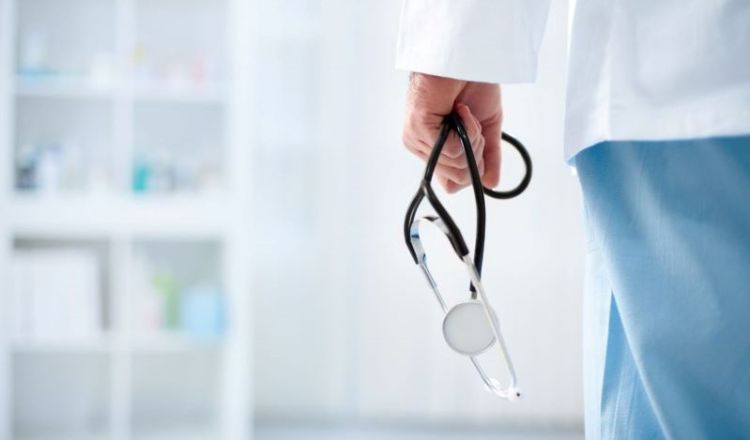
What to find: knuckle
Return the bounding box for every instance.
[443,148,461,159]
[470,121,482,138]
[443,141,463,158]
[450,160,468,170]
[407,107,434,129]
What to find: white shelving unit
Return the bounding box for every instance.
[0,0,254,437]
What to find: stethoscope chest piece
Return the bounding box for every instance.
[442,300,498,356]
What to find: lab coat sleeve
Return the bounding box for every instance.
[395,0,552,84]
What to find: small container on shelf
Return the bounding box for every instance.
[179,285,225,341]
[15,140,110,195]
[132,41,225,95]
[131,147,222,195]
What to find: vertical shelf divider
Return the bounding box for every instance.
[0,0,15,437]
[114,0,135,196]
[112,0,134,436]
[110,235,132,440]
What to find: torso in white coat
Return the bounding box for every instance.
[396,0,750,160]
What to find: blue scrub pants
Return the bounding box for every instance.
[575,136,750,439]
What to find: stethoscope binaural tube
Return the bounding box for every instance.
[403,112,532,400]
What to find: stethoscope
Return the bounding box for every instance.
[403,112,532,400]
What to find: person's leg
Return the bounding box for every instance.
[575,136,750,439]
[581,227,663,439]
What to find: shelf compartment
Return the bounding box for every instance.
[130,351,220,438]
[14,96,114,194]
[15,0,116,81]
[10,238,111,344]
[133,0,227,91]
[131,239,226,341]
[12,352,111,439]
[132,102,225,195]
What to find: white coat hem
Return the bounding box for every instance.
[565,88,750,163]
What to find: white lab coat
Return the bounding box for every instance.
[396,0,750,160]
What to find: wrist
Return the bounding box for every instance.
[408,73,467,117]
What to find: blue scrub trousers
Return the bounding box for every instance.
[574,136,750,439]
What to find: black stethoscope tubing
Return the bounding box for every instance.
[404,112,533,297]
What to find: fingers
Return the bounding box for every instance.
[434,104,486,191]
[401,74,496,193]
[404,104,483,169]
[438,103,482,160]
[411,135,485,188]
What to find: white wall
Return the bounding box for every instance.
[251,0,585,429]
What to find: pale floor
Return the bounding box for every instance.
[255,423,584,440]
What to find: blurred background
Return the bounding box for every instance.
[0,0,585,439]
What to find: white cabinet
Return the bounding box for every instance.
[0,0,253,437]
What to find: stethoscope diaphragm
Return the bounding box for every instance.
[442,300,498,356]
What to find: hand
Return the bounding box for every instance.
[402,73,502,193]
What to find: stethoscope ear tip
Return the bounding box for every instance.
[486,380,522,401]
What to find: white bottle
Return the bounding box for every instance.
[37,145,62,193]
